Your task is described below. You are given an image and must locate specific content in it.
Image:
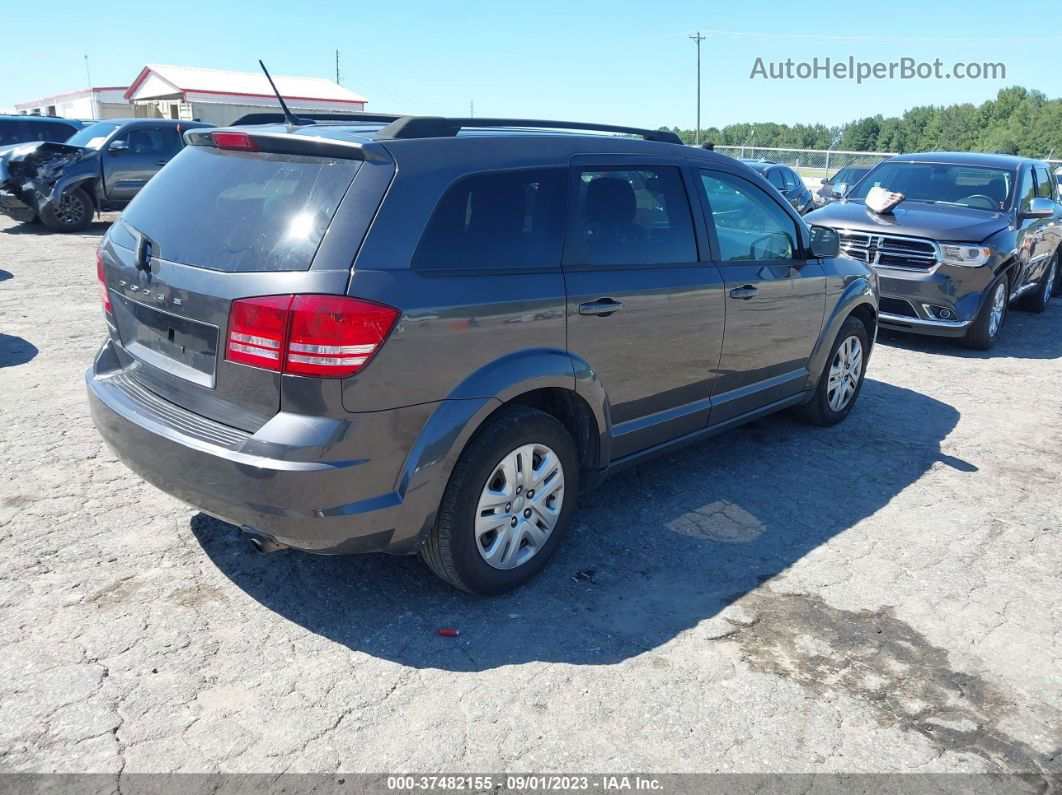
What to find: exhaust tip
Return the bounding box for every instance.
[243,528,287,555]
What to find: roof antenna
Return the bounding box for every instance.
[258,59,307,126]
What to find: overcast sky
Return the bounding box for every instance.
[3,0,1060,128]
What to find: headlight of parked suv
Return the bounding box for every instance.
[939,244,992,267]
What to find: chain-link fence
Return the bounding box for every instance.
[713,146,1062,188]
[714,146,895,187]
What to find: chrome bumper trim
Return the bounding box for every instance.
[878,312,972,329]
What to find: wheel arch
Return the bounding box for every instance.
[388,348,610,552]
[803,277,877,392]
[43,174,99,213]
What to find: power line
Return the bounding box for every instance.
[689,32,706,146]
[697,28,1062,43]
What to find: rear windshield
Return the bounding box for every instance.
[120,145,361,272]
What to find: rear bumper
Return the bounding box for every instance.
[86,345,427,555]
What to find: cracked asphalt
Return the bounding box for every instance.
[0,214,1060,783]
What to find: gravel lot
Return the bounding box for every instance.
[0,214,1060,784]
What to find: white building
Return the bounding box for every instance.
[123,64,368,125]
[14,87,132,120]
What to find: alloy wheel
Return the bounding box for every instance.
[475,443,565,570]
[827,335,863,412]
[55,193,85,227]
[988,282,1007,338]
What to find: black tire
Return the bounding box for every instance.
[421,406,579,595]
[961,275,1009,350]
[1018,252,1057,314]
[791,315,870,427]
[39,187,93,233]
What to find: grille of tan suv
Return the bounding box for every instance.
[838,231,938,271]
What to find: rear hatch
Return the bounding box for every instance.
[99,130,381,432]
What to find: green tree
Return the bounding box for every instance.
[667,87,1060,159]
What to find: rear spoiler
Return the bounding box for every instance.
[184,128,375,160]
[231,111,403,126]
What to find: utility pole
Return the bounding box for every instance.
[689,32,706,146]
[469,100,474,118]
[335,49,341,84]
[84,54,95,120]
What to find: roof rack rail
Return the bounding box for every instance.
[374,116,683,144]
[231,111,405,126]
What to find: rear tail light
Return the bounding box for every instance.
[226,295,293,369]
[96,249,112,314]
[226,295,398,378]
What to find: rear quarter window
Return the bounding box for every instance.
[412,168,567,271]
[119,145,361,272]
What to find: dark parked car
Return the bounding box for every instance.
[0,114,82,146]
[88,116,877,594]
[814,165,872,207]
[739,159,815,214]
[0,118,211,233]
[806,152,1061,350]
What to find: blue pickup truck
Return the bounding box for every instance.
[0,118,211,233]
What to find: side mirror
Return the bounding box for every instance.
[1022,197,1055,219]
[831,183,848,199]
[107,139,129,153]
[809,225,840,259]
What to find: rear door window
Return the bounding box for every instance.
[1034,166,1054,200]
[119,145,361,272]
[568,166,697,266]
[413,168,566,271]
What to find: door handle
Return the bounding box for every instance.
[729,285,759,300]
[578,298,623,317]
[154,160,168,166]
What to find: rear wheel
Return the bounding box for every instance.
[791,315,869,427]
[961,276,1009,350]
[421,406,578,595]
[1019,253,1056,314]
[39,187,93,233]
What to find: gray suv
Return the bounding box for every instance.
[806,152,1062,350]
[87,116,877,594]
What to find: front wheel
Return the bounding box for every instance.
[791,315,869,427]
[961,276,1009,350]
[39,187,93,233]
[421,406,579,595]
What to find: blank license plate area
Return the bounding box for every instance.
[113,293,218,388]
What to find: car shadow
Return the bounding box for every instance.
[0,219,112,237]
[877,303,1062,361]
[191,379,966,671]
[0,334,38,367]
